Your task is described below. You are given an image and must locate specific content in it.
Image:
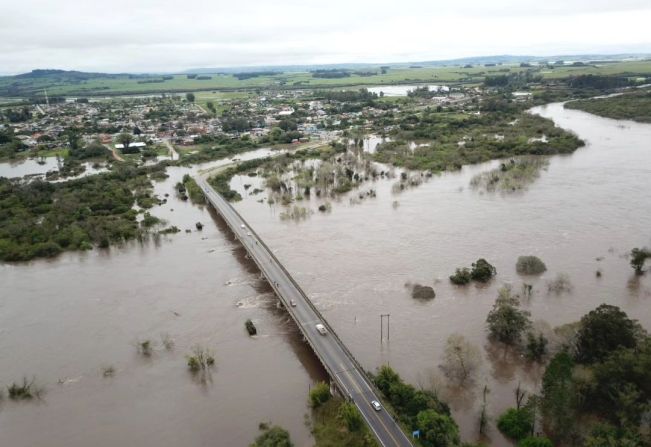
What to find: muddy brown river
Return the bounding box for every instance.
[1,102,650,446]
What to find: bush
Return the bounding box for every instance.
[245,319,257,336]
[519,436,553,447]
[497,408,533,441]
[471,259,496,282]
[630,247,651,274]
[7,377,39,400]
[338,402,363,432]
[309,381,331,408]
[412,284,436,299]
[416,409,460,447]
[186,346,215,372]
[546,273,572,294]
[450,268,472,285]
[516,256,547,275]
[525,332,548,361]
[250,425,293,447]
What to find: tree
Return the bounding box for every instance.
[309,381,330,408]
[440,334,482,384]
[497,408,533,441]
[541,352,576,442]
[584,423,646,447]
[416,409,460,447]
[185,92,195,103]
[250,425,293,447]
[206,101,216,114]
[525,332,548,361]
[486,286,531,344]
[471,259,496,282]
[117,133,133,151]
[449,268,472,285]
[338,401,363,432]
[66,129,81,151]
[516,256,547,275]
[575,304,641,364]
[630,247,651,275]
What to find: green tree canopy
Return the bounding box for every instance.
[575,304,642,364]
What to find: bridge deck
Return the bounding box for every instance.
[196,177,412,447]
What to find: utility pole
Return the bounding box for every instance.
[380,314,390,344]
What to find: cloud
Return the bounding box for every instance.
[1,0,650,73]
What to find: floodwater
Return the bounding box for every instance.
[0,151,325,447]
[1,102,651,446]
[0,157,108,180]
[231,102,651,444]
[367,85,449,97]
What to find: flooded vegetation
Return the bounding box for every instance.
[2,80,651,445]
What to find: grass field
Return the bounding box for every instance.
[1,60,650,98]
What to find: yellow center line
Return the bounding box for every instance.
[340,368,401,447]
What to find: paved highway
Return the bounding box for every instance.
[196,177,413,447]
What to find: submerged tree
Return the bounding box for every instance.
[440,334,482,384]
[630,247,651,275]
[486,285,531,345]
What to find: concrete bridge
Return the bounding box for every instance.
[195,177,413,447]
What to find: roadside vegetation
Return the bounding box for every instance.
[310,397,378,447]
[373,365,460,447]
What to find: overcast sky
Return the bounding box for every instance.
[1,0,650,74]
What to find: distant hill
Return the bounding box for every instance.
[1,53,649,98]
[184,53,651,74]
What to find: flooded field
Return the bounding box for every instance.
[1,102,650,446]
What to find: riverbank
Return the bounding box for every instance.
[565,88,651,123]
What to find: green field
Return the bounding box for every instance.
[1,60,650,99]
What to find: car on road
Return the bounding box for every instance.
[371,400,382,411]
[240,224,246,229]
[315,323,327,335]
[290,299,297,307]
[247,232,252,236]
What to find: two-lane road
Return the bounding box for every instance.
[196,177,413,447]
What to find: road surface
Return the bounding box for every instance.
[195,177,413,447]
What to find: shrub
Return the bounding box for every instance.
[251,425,293,447]
[412,284,436,299]
[450,268,472,285]
[309,381,331,408]
[137,340,153,356]
[471,259,497,282]
[245,319,257,336]
[497,408,533,441]
[186,346,215,372]
[338,401,363,432]
[516,256,547,275]
[519,436,553,447]
[525,332,548,361]
[7,377,42,400]
[416,409,460,447]
[546,273,572,294]
[630,247,651,274]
